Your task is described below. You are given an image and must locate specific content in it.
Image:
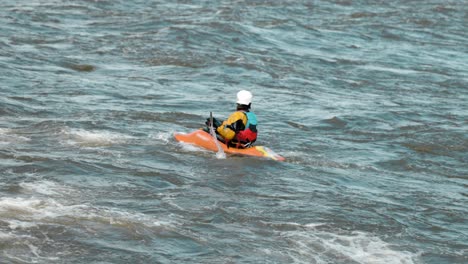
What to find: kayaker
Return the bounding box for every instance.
[206,90,258,148]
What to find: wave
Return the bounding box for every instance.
[0,128,31,145]
[0,179,176,262]
[3,179,174,229]
[59,127,135,147]
[260,221,420,264]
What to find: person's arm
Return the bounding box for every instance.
[216,111,247,141]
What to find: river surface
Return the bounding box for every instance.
[0,1,467,263]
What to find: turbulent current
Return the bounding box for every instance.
[0,1,467,263]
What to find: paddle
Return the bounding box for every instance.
[209,112,226,159]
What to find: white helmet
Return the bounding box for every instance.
[236,90,253,105]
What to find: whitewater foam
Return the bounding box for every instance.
[178,141,210,153]
[19,180,74,196]
[149,131,172,144]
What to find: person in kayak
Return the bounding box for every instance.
[206,90,258,148]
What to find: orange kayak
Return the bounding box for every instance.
[174,130,285,161]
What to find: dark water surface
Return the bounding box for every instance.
[1,0,467,263]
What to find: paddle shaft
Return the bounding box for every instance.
[209,112,226,158]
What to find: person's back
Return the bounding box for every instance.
[209,90,258,148]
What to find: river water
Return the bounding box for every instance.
[1,1,467,263]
